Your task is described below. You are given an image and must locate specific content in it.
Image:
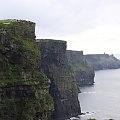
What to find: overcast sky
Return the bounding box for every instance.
[1,0,120,54]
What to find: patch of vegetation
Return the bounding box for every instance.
[13,35,40,60]
[0,19,17,24]
[71,61,93,73]
[0,21,44,85]
[87,118,96,120]
[0,20,54,119]
[0,87,53,120]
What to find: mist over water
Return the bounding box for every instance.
[78,69,120,120]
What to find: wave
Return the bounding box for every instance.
[81,91,96,94]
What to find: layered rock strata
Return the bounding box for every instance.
[37,39,81,120]
[67,50,94,87]
[0,20,53,120]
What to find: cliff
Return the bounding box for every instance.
[84,54,120,70]
[67,50,95,86]
[0,20,53,120]
[37,39,81,120]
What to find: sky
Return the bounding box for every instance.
[1,0,120,54]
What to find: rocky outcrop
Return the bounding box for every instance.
[37,39,81,120]
[67,50,94,87]
[84,54,120,70]
[0,20,53,120]
[74,71,95,87]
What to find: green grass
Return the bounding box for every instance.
[0,19,54,120]
[0,29,41,85]
[13,35,40,59]
[0,19,17,23]
[87,118,96,120]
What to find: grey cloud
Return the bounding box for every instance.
[1,0,120,53]
[1,0,120,35]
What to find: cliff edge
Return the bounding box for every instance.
[37,39,81,120]
[0,20,53,120]
[67,50,95,87]
[84,54,120,70]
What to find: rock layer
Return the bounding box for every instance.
[37,39,81,120]
[0,20,53,120]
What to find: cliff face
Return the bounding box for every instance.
[84,54,120,70]
[67,50,95,87]
[0,20,53,120]
[37,39,81,120]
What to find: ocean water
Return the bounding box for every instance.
[70,69,120,120]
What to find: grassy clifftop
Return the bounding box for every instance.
[0,20,40,84]
[0,20,53,120]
